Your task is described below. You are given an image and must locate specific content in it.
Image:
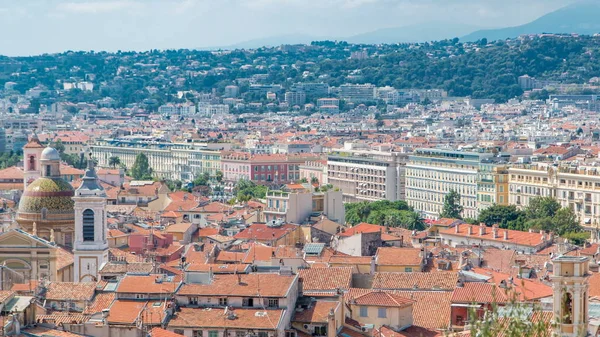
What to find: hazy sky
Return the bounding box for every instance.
[0,0,580,56]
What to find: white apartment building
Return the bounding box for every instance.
[223,85,239,98]
[327,143,407,203]
[158,103,197,115]
[264,188,344,224]
[339,84,376,103]
[406,148,494,220]
[198,104,229,116]
[91,137,225,181]
[509,163,600,228]
[284,91,306,107]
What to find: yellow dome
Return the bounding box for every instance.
[17,177,75,215]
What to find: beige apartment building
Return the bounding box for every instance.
[327,144,407,203]
[509,163,600,228]
[91,137,225,181]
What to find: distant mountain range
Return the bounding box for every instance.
[462,1,600,41]
[214,1,600,49]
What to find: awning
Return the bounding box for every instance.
[451,303,481,308]
[3,296,33,313]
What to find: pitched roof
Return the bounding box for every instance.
[376,247,422,266]
[167,307,283,330]
[351,291,414,308]
[338,223,383,237]
[234,223,298,241]
[372,272,458,291]
[451,283,510,304]
[116,275,180,294]
[293,300,339,323]
[45,282,96,301]
[470,268,553,301]
[177,273,296,297]
[440,225,547,248]
[299,267,352,295]
[150,327,185,337]
[83,292,116,315]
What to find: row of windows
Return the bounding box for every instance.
[406,169,476,184]
[254,173,299,181]
[406,191,477,208]
[360,306,388,318]
[406,179,476,196]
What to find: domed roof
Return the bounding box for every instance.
[17,177,75,215]
[41,147,60,161]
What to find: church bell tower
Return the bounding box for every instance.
[551,256,590,337]
[73,155,108,283]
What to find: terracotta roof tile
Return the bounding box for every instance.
[151,327,185,337]
[45,282,96,302]
[116,275,180,294]
[351,291,414,308]
[372,272,458,291]
[293,300,339,323]
[299,267,352,295]
[168,307,283,330]
[36,313,88,325]
[83,292,116,315]
[376,247,423,266]
[451,283,510,304]
[177,273,296,297]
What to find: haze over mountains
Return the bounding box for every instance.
[223,1,600,49]
[463,1,600,41]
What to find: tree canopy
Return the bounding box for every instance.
[345,200,425,230]
[440,190,463,219]
[130,153,153,180]
[477,196,585,244]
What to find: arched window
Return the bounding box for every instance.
[82,209,95,242]
[45,165,51,177]
[41,208,48,220]
[28,156,35,171]
[562,292,573,324]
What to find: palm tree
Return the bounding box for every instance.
[108,156,121,168]
[310,177,319,185]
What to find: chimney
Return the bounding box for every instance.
[467,226,472,236]
[327,308,337,337]
[492,225,498,239]
[370,256,376,275]
[479,223,486,236]
[503,230,508,241]
[455,223,460,233]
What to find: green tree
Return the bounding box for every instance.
[552,207,581,236]
[215,170,223,183]
[193,172,210,186]
[51,139,65,154]
[440,189,463,219]
[478,205,524,228]
[130,153,153,180]
[525,196,561,219]
[108,156,121,168]
[310,176,319,185]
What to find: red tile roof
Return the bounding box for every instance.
[376,247,423,266]
[299,267,352,295]
[440,225,547,248]
[168,307,284,330]
[372,272,458,291]
[116,275,180,294]
[351,291,414,308]
[177,273,296,297]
